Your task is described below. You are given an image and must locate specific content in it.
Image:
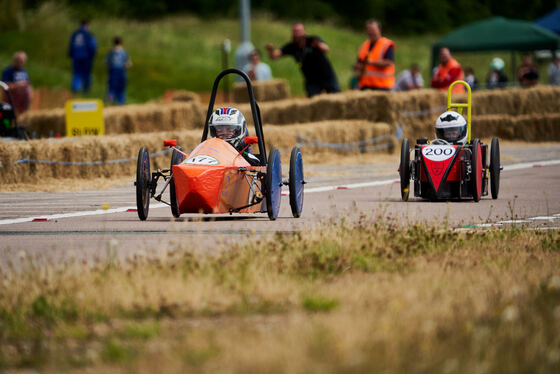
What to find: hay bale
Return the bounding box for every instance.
[472,86,560,116]
[19,108,66,137]
[233,89,446,128]
[167,90,200,103]
[0,120,397,185]
[19,101,206,138]
[264,120,394,155]
[399,112,560,142]
[233,79,290,103]
[104,102,205,134]
[0,130,203,184]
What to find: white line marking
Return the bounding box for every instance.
[502,159,560,171]
[456,226,559,232]
[304,179,397,194]
[1,158,559,226]
[0,204,166,226]
[471,223,501,227]
[528,216,557,221]
[497,220,531,224]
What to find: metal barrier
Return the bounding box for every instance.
[6,149,172,167]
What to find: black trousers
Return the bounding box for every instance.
[305,78,340,97]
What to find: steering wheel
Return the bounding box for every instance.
[431,138,451,145]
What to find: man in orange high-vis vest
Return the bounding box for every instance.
[431,47,465,93]
[357,19,395,91]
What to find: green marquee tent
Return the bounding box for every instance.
[431,16,560,76]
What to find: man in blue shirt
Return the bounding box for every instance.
[106,37,131,105]
[2,51,32,114]
[68,20,97,93]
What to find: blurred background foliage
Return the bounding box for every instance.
[0,0,557,102]
[3,0,559,34]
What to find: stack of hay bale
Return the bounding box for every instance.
[20,101,206,138]
[0,121,393,184]
[3,85,559,185]
[232,79,290,103]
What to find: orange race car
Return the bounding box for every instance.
[134,69,305,221]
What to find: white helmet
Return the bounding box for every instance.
[490,57,505,71]
[209,107,247,149]
[435,111,468,145]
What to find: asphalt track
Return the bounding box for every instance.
[1,144,560,264]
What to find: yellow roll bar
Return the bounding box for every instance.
[447,80,471,143]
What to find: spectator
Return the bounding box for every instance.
[464,67,479,90]
[1,51,33,115]
[243,49,272,81]
[356,19,395,91]
[431,47,465,93]
[266,22,340,97]
[548,51,560,86]
[517,54,539,88]
[69,19,97,93]
[106,37,131,105]
[395,64,423,91]
[486,58,508,89]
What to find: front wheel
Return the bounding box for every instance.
[170,146,185,218]
[289,146,304,218]
[490,137,500,199]
[265,148,282,221]
[471,139,482,202]
[136,147,151,220]
[399,138,411,201]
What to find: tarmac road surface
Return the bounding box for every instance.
[1,143,559,264]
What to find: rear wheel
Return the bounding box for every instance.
[471,139,482,202]
[136,147,151,220]
[265,148,282,221]
[399,138,410,201]
[170,146,185,218]
[289,146,304,218]
[490,137,500,199]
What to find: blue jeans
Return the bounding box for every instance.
[107,68,127,105]
[71,59,93,92]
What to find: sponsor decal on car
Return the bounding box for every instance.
[431,163,444,176]
[184,155,220,165]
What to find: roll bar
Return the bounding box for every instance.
[202,69,267,165]
[447,80,472,143]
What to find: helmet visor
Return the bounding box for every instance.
[210,124,242,140]
[436,126,467,143]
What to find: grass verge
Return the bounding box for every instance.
[0,216,559,372]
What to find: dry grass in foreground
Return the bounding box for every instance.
[0,218,559,373]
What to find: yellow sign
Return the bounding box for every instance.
[65,99,105,136]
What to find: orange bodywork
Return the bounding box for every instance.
[172,138,265,214]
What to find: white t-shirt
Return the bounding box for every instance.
[395,70,424,91]
[548,62,560,85]
[242,62,272,81]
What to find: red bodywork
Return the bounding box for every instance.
[419,143,483,197]
[420,144,461,192]
[172,138,265,214]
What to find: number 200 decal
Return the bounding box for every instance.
[184,155,220,165]
[422,146,456,161]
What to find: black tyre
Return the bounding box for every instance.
[289,146,304,218]
[399,138,410,201]
[136,147,151,220]
[170,146,185,218]
[471,139,481,202]
[265,148,282,221]
[490,137,500,199]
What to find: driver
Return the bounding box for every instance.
[209,107,261,165]
[435,110,468,145]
